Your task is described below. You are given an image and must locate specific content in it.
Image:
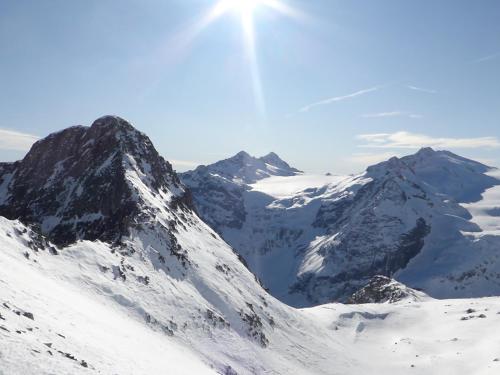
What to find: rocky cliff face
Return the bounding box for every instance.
[0,116,188,245]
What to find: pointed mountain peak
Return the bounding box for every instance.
[91,115,134,130]
[260,152,302,174]
[235,150,251,157]
[261,151,280,160]
[260,151,284,164]
[231,150,253,162]
[366,155,412,177]
[184,151,301,184]
[0,116,187,245]
[415,146,436,156]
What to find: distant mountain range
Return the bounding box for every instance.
[181,146,500,307]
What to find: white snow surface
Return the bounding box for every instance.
[2,217,500,374]
[250,174,348,199]
[463,169,500,236]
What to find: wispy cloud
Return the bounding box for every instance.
[406,85,437,94]
[299,86,379,113]
[357,131,500,149]
[0,129,39,151]
[472,52,500,64]
[361,111,423,119]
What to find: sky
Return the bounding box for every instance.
[0,0,499,174]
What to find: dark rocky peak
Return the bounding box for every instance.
[347,275,428,304]
[415,146,436,157]
[233,150,252,160]
[0,116,188,245]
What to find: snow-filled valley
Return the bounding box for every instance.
[1,116,500,374]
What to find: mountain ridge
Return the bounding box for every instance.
[182,146,500,307]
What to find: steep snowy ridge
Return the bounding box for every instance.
[184,148,500,307]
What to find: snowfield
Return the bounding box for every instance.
[463,169,500,236]
[250,174,348,199]
[306,298,500,375]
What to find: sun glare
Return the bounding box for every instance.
[229,0,262,15]
[173,0,304,118]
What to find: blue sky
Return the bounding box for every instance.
[0,0,499,173]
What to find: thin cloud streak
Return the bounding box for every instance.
[361,111,423,119]
[406,85,437,94]
[0,129,39,151]
[357,131,500,149]
[472,52,500,64]
[299,86,379,113]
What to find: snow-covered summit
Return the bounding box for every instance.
[183,150,301,185]
[180,151,302,232]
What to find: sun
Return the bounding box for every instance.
[173,0,303,117]
[228,0,262,15]
[215,0,267,19]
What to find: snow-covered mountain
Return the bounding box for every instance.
[183,151,301,185]
[0,117,335,374]
[2,116,500,374]
[182,148,500,307]
[180,151,301,232]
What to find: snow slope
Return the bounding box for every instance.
[306,297,500,375]
[250,174,348,199]
[0,219,215,375]
[463,169,500,236]
[2,217,500,374]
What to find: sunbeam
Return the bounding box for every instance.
[166,0,303,118]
